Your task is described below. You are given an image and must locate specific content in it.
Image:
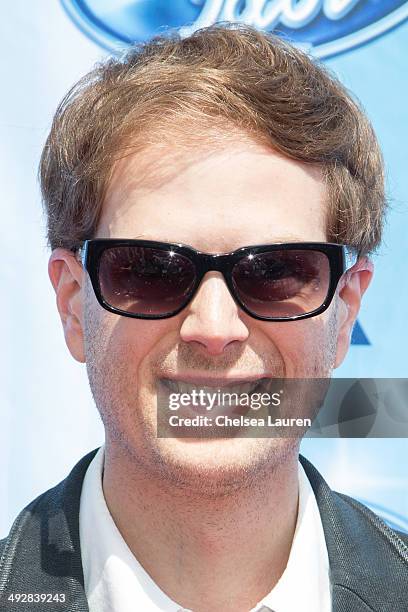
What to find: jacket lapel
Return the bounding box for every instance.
[300,455,408,612]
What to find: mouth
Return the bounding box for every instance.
[160,377,268,395]
[158,376,280,418]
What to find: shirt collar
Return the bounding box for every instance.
[256,459,331,612]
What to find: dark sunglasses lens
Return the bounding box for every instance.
[98,246,196,316]
[232,249,330,318]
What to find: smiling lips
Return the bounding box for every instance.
[159,376,275,418]
[162,376,268,393]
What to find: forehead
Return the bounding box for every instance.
[97,139,327,251]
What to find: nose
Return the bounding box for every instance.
[179,272,250,355]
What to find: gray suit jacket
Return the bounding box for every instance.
[0,449,407,611]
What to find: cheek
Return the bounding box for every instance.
[84,301,168,389]
[263,314,336,376]
[84,312,172,429]
[106,318,173,379]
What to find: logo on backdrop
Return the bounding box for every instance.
[62,0,408,57]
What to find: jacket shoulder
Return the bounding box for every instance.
[334,488,408,555]
[0,448,99,609]
[1,448,99,545]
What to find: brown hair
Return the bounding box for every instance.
[40,23,386,256]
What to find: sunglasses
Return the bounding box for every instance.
[78,239,357,321]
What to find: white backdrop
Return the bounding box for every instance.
[1,1,408,537]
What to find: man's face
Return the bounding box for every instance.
[80,138,344,493]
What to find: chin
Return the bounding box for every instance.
[138,435,299,497]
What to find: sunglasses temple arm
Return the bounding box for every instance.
[343,246,359,271]
[75,242,88,267]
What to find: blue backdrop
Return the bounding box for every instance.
[1,1,407,536]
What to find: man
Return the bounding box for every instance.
[1,23,407,612]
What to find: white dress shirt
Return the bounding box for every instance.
[79,446,331,612]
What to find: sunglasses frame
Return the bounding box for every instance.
[79,239,357,322]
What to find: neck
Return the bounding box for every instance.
[103,443,300,612]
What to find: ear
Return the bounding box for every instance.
[334,257,374,368]
[48,248,86,363]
